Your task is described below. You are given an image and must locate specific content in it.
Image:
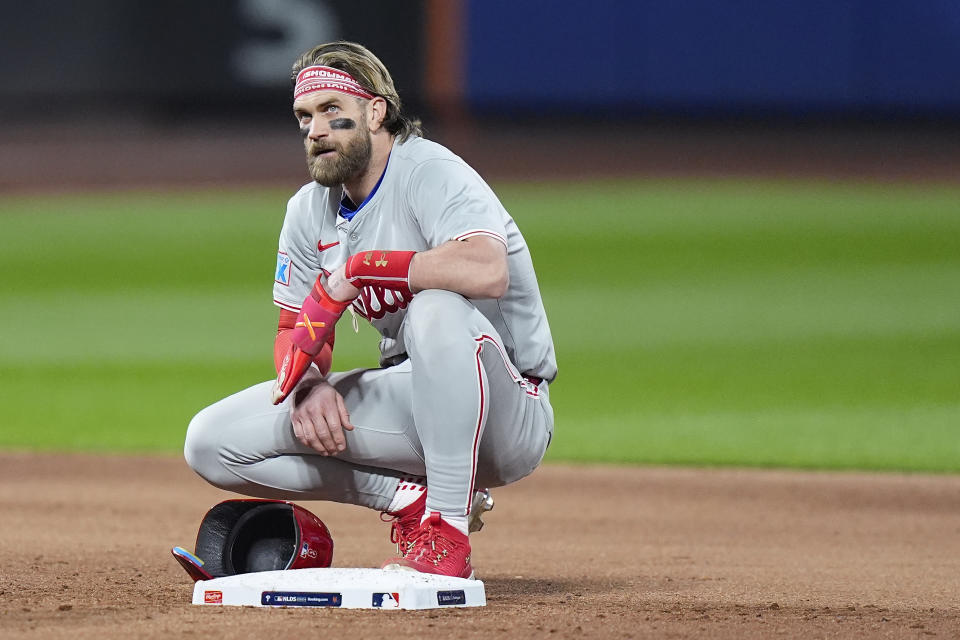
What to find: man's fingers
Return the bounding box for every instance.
[321,407,346,451]
[336,394,354,431]
[292,408,327,454]
[300,417,324,453]
[306,408,338,454]
[293,417,315,451]
[289,382,351,455]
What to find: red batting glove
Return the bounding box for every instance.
[344,250,416,296]
[271,277,352,405]
[272,347,315,405]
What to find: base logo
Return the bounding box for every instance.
[261,591,341,607]
[437,590,466,606]
[203,590,223,604]
[372,592,400,608]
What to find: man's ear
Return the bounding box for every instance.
[367,96,388,132]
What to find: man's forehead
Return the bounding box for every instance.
[293,90,353,111]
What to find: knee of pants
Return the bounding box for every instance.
[403,289,476,356]
[183,405,235,489]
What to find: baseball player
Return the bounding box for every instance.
[184,41,556,579]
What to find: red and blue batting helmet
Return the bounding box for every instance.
[187,499,333,577]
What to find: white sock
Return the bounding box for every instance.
[425,513,469,536]
[385,476,426,513]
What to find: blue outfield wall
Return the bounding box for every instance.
[465,1,960,116]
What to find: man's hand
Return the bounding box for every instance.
[290,373,354,455]
[325,264,362,301]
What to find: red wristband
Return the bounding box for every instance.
[344,250,416,294]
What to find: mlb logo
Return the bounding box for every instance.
[372,592,400,608]
[275,252,292,286]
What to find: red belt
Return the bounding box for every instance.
[523,375,543,387]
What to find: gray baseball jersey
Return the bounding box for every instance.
[272,135,557,382]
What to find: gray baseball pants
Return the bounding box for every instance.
[184,290,553,517]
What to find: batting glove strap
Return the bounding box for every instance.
[344,250,416,295]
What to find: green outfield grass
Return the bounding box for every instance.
[1,179,958,470]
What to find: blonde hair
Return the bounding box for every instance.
[292,41,422,142]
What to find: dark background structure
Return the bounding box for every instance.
[2,0,960,192]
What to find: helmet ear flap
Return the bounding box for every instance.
[193,500,333,578]
[288,503,335,570]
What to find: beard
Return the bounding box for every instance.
[305,122,372,187]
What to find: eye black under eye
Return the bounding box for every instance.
[329,118,356,130]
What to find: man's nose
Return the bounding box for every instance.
[308,117,329,140]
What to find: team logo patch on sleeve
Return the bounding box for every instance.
[275,252,292,286]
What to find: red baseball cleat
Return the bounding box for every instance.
[385,512,474,579]
[381,491,427,559]
[381,489,494,559]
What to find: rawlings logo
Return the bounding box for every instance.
[352,285,411,320]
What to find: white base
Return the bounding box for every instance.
[192,568,485,610]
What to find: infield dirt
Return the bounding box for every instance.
[2,453,959,639]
